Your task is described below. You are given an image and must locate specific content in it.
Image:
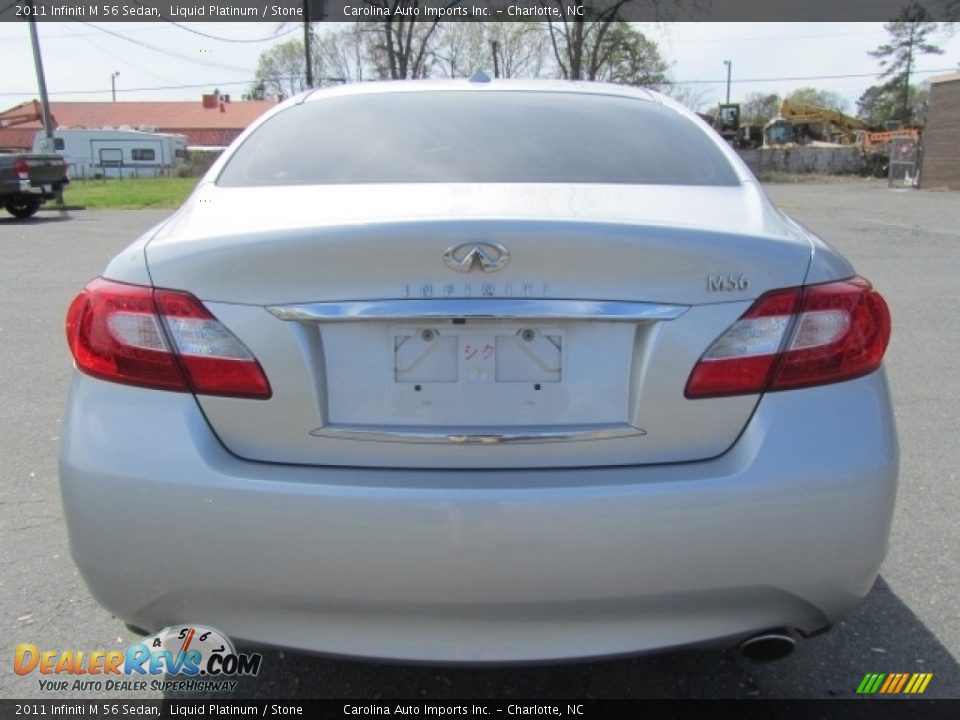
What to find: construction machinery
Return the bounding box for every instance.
[0,100,54,130]
[861,127,921,152]
[763,99,867,147]
[860,127,922,178]
[697,103,764,149]
[762,99,924,178]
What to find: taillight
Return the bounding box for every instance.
[65,278,271,399]
[685,277,891,398]
[13,159,29,179]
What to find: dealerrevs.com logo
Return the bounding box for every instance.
[14,625,262,693]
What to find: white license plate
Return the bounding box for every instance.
[393,325,562,384]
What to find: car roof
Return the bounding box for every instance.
[298,77,664,106]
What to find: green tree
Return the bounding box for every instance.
[740,92,782,124]
[250,38,323,100]
[785,87,848,113]
[593,22,669,87]
[544,3,651,81]
[857,83,931,126]
[869,2,943,123]
[856,85,890,126]
[250,28,372,99]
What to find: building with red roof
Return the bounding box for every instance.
[0,94,275,151]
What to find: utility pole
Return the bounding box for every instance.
[303,0,313,88]
[27,0,54,145]
[723,60,732,104]
[490,41,500,79]
[111,71,120,102]
[27,0,66,205]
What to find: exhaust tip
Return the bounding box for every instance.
[738,629,796,661]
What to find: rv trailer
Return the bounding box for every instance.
[33,128,187,179]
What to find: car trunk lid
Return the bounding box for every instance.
[142,184,812,469]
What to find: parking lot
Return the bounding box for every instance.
[1,180,958,699]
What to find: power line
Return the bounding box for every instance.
[0,78,290,97]
[659,29,887,44]
[163,19,299,43]
[666,67,960,85]
[1,67,958,99]
[61,23,176,84]
[78,22,254,73]
[126,2,300,43]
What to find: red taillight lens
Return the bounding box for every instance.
[13,159,29,178]
[685,277,891,398]
[66,278,271,399]
[770,277,891,390]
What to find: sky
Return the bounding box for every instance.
[2,21,959,112]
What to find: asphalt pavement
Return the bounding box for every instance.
[1,180,957,700]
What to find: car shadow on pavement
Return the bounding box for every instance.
[164,577,958,700]
[0,214,74,225]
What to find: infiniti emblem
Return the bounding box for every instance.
[443,242,510,273]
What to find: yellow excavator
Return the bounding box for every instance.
[764,99,868,147]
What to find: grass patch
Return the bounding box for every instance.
[63,177,198,209]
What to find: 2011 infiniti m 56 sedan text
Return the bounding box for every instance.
[60,79,897,663]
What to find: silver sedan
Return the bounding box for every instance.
[60,79,896,663]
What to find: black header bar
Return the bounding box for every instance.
[2,0,958,23]
[3,699,960,720]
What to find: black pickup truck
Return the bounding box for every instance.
[0,152,68,218]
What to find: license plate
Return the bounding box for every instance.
[393,325,562,384]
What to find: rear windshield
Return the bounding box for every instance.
[217,90,739,187]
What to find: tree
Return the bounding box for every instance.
[544,2,638,80]
[250,38,322,100]
[319,23,369,83]
[740,92,782,124]
[785,87,848,113]
[869,2,943,123]
[592,22,668,87]
[544,4,668,85]
[249,27,372,98]
[424,22,552,80]
[487,22,550,78]
[360,2,465,79]
[660,83,713,112]
[857,82,931,127]
[431,22,490,78]
[856,85,891,126]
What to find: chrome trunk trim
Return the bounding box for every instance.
[268,299,688,322]
[309,424,646,445]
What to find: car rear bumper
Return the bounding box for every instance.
[59,370,898,662]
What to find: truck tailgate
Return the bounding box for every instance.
[22,154,66,185]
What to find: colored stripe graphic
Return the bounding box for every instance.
[893,673,910,693]
[879,674,895,693]
[857,673,933,694]
[857,673,885,694]
[910,673,933,694]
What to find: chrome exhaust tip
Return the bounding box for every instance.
[738,629,796,661]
